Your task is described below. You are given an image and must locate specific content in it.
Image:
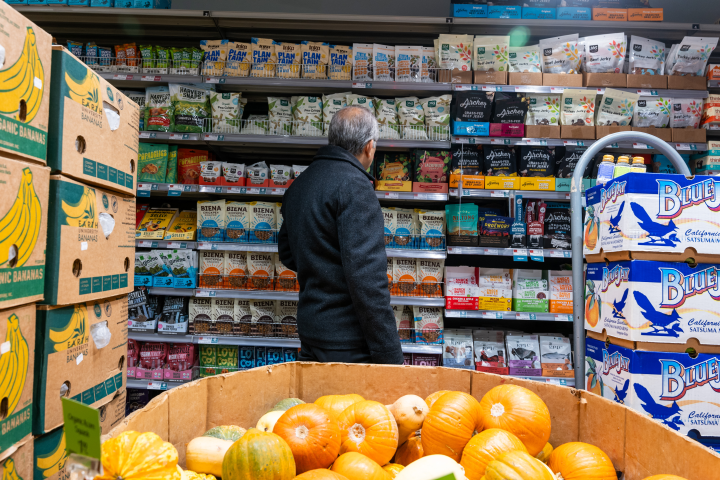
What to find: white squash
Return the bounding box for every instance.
[387,395,429,443]
[185,436,232,477]
[394,455,468,480]
[256,410,284,432]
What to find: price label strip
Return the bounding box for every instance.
[513,249,528,262]
[529,249,544,262]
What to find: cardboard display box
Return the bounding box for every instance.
[375,181,412,192]
[672,128,706,143]
[596,126,632,138]
[525,125,560,138]
[628,8,663,21]
[0,2,52,165]
[104,362,720,479]
[626,75,668,90]
[0,303,35,457]
[592,8,627,20]
[667,75,707,91]
[0,155,50,309]
[473,71,507,85]
[438,69,473,84]
[561,126,595,139]
[34,295,128,434]
[47,47,139,196]
[543,74,583,87]
[583,73,627,88]
[449,174,484,189]
[632,127,672,142]
[520,177,555,191]
[0,438,32,480]
[508,72,543,86]
[43,174,134,306]
[485,176,520,190]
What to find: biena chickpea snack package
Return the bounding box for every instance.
[437,35,473,71]
[629,36,665,75]
[582,33,626,73]
[352,43,373,81]
[251,37,278,78]
[301,41,330,79]
[560,89,597,126]
[508,45,542,73]
[473,36,510,72]
[329,45,352,80]
[540,34,581,74]
[373,44,395,81]
[595,88,639,126]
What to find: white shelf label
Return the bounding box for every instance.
[633,142,652,149]
[141,75,161,81]
[169,133,187,140]
[675,143,698,151]
[197,336,219,344]
[550,87,564,93]
[137,241,154,248]
[555,314,573,322]
[549,249,570,258]
[246,187,261,194]
[524,139,547,146]
[563,140,584,146]
[271,188,286,195]
[228,187,243,194]
[490,190,508,197]
[384,192,399,199]
[490,138,509,145]
[195,290,211,297]
[205,134,220,141]
[482,311,502,319]
[147,382,167,390]
[636,89,658,96]
[113,74,128,80]
[484,248,499,256]
[515,312,531,320]
[352,82,368,88]
[138,132,152,139]
[137,183,152,191]
[166,242,182,249]
[413,193,429,200]
[514,249,528,256]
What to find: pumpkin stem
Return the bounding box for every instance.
[490,403,505,417]
[413,406,422,415]
[295,425,309,440]
[348,423,366,444]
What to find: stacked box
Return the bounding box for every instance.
[0,439,32,480]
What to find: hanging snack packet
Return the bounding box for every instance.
[138,44,152,69]
[268,97,293,135]
[270,165,293,186]
[633,97,672,128]
[170,84,209,133]
[125,43,139,67]
[455,91,494,122]
[437,34,474,71]
[155,46,169,69]
[277,43,302,79]
[582,33,626,73]
[422,46,437,82]
[200,161,222,182]
[375,98,400,139]
[291,96,324,137]
[251,37,278,78]
[473,36,510,72]
[346,94,375,112]
[329,45,352,80]
[352,44,373,81]
[421,95,452,139]
[373,44,395,81]
[98,46,113,67]
[145,86,173,132]
[483,145,517,176]
[68,40,83,57]
[671,99,704,129]
[114,44,126,66]
[668,36,719,76]
[396,97,427,140]
[540,34,581,74]
[210,92,243,133]
[596,88,639,126]
[166,145,178,184]
[246,161,270,185]
[629,36,666,75]
[508,45,542,73]
[200,39,229,76]
[322,92,349,132]
[191,47,203,71]
[223,163,245,183]
[395,46,423,82]
[525,94,561,126]
[226,42,252,77]
[301,41,330,79]
[519,146,555,177]
[560,89,597,126]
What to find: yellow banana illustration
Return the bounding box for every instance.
[0,314,28,417]
[61,187,97,229]
[36,432,67,478]
[48,305,88,353]
[0,168,42,267]
[2,458,23,480]
[0,27,44,123]
[64,69,100,114]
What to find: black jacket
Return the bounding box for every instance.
[278,145,404,365]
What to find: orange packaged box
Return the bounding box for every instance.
[708,65,720,81]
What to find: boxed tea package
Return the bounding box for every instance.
[443,329,474,370]
[473,329,508,374]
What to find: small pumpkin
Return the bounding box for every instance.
[203,425,247,441]
[293,470,350,480]
[424,391,449,409]
[186,436,233,477]
[273,404,341,473]
[642,476,688,480]
[478,385,551,456]
[394,455,466,480]
[535,443,553,463]
[315,394,365,420]
[179,467,217,480]
[460,428,527,480]
[387,395,428,444]
[272,398,306,412]
[222,429,296,480]
[331,452,391,480]
[421,391,482,462]
[484,450,555,480]
[95,431,180,480]
[257,411,285,432]
[382,464,404,478]
[394,431,423,466]
[337,400,399,466]
[547,442,616,480]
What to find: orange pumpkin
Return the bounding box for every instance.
[273,404,341,473]
[331,452,391,480]
[478,385,551,456]
[460,428,527,480]
[337,401,399,466]
[424,391,449,409]
[484,450,555,480]
[642,476,688,480]
[535,443,553,463]
[421,391,482,462]
[547,442,616,480]
[294,470,350,480]
[315,395,365,420]
[394,431,423,466]
[382,464,404,478]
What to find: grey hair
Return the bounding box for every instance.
[328,105,380,156]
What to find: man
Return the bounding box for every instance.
[278,106,404,365]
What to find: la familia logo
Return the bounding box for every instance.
[602,349,630,375]
[600,181,627,213]
[660,357,720,401]
[659,266,720,308]
[602,265,630,292]
[657,178,720,219]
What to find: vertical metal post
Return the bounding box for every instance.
[570,132,691,390]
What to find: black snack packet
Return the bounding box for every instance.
[555,147,597,178]
[129,287,153,324]
[519,146,555,177]
[491,100,529,124]
[544,201,572,249]
[450,143,482,175]
[483,145,517,176]
[160,297,187,325]
[454,91,494,122]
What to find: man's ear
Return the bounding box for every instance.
[364,140,375,156]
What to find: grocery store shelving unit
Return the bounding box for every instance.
[447,247,571,258]
[444,309,573,322]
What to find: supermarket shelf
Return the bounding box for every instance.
[449,189,571,200]
[451,136,709,152]
[386,248,446,259]
[710,80,720,89]
[196,242,279,252]
[401,344,443,354]
[195,289,299,300]
[147,287,196,296]
[444,309,573,322]
[136,240,197,249]
[454,84,708,99]
[447,247,571,258]
[128,332,193,343]
[375,191,449,201]
[512,375,575,387]
[127,379,180,391]
[391,296,445,307]
[197,186,286,195]
[139,132,201,141]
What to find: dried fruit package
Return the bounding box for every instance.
[508,45,542,73]
[633,97,672,128]
[560,89,597,126]
[352,43,373,81]
[329,45,352,80]
[373,43,395,81]
[473,36,510,72]
[437,34,474,71]
[251,37,278,78]
[595,88,639,126]
[670,98,704,128]
[145,86,173,132]
[395,45,423,82]
[277,43,302,78]
[301,41,330,79]
[629,35,666,75]
[170,84,210,133]
[525,94,561,126]
[581,33,626,73]
[540,34,581,74]
[667,36,718,76]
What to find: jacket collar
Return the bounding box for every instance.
[314,145,374,181]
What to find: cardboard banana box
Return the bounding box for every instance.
[43,174,134,306]
[0,438,32,480]
[0,1,52,165]
[34,295,127,435]
[0,155,49,309]
[0,303,34,457]
[47,46,139,196]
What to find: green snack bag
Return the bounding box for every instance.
[138,143,169,183]
[167,145,178,183]
[181,47,192,69]
[199,345,217,366]
[145,85,174,132]
[192,47,203,70]
[170,83,210,133]
[170,47,183,70]
[156,46,169,69]
[140,44,154,68]
[216,345,239,369]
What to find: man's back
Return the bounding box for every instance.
[278,144,403,364]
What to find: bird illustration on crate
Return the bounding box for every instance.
[612,288,629,319]
[634,383,684,431]
[612,378,630,404]
[607,202,625,234]
[634,291,683,337]
[631,203,680,247]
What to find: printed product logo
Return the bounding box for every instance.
[442,44,450,51]
[601,265,630,292]
[61,184,98,228]
[0,27,45,123]
[544,48,553,56]
[106,87,114,102]
[590,45,599,53]
[602,348,630,375]
[605,98,613,105]
[634,44,643,52]
[681,45,691,51]
[659,265,720,308]
[634,383,685,431]
[565,98,573,105]
[478,47,486,55]
[428,101,436,107]
[0,314,29,418]
[48,304,89,352]
[599,180,627,213]
[674,104,682,111]
[93,303,102,319]
[118,96,123,110]
[530,98,537,104]
[656,178,720,219]
[64,57,101,113]
[638,100,647,107]
[35,431,69,480]
[660,357,720,401]
[102,193,109,209]
[0,168,43,268]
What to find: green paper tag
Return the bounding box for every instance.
[61,397,102,460]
